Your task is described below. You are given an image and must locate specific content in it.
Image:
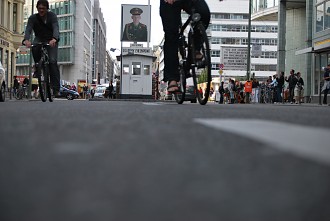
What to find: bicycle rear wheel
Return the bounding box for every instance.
[37,63,47,102]
[45,66,53,102]
[191,23,211,105]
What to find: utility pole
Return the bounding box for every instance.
[246,0,252,103]
[28,0,35,99]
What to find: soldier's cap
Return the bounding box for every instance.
[130,7,143,15]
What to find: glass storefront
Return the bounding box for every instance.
[314,53,330,96]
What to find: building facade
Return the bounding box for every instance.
[207,0,278,80]
[0,0,25,89]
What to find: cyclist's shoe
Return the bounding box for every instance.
[167,81,179,93]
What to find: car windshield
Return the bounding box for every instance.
[96,88,105,93]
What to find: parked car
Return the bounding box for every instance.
[94,85,106,98]
[0,61,6,102]
[185,85,197,103]
[56,86,79,100]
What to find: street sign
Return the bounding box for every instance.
[219,63,224,70]
[219,70,223,75]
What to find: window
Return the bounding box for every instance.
[316,3,325,32]
[144,65,150,75]
[211,50,220,57]
[132,62,141,75]
[123,64,129,75]
[13,3,17,32]
[325,1,330,29]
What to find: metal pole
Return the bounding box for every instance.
[319,54,322,105]
[28,0,35,99]
[246,0,252,103]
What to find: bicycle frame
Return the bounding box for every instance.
[176,1,211,105]
[32,43,53,102]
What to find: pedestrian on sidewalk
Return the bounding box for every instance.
[294,72,304,104]
[276,72,285,103]
[285,69,297,104]
[218,81,224,104]
[322,64,330,105]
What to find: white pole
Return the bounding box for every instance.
[147,0,150,48]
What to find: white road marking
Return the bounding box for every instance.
[143,102,163,105]
[194,118,330,166]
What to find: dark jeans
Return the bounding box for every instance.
[160,0,210,82]
[276,86,282,103]
[219,92,224,104]
[324,89,329,104]
[32,43,60,92]
[288,87,294,103]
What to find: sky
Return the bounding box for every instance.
[98,0,163,55]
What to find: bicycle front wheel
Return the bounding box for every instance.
[191,23,211,105]
[38,63,47,102]
[174,67,186,104]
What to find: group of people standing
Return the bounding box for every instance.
[217,69,307,104]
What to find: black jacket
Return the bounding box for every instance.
[23,11,60,43]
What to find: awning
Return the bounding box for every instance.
[295,47,313,55]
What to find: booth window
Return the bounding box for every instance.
[132,62,141,75]
[144,65,150,75]
[123,64,129,75]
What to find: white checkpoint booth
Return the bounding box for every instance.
[121,46,156,99]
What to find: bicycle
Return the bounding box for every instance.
[174,0,211,105]
[15,85,28,100]
[32,42,53,102]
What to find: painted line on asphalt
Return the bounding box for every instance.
[143,102,164,105]
[194,118,330,166]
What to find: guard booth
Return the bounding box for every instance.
[121,45,156,99]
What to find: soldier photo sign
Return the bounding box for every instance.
[121,4,151,42]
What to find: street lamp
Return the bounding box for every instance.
[96,60,99,84]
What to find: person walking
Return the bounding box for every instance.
[108,81,114,99]
[218,81,224,104]
[252,78,260,103]
[13,76,19,97]
[82,84,88,99]
[285,69,297,104]
[294,72,304,104]
[244,79,252,103]
[322,64,330,105]
[276,71,285,103]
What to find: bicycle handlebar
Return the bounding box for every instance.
[31,42,50,47]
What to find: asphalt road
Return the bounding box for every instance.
[1,99,330,221]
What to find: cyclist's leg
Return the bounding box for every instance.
[48,46,60,95]
[160,0,182,84]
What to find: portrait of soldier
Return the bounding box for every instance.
[122,7,148,42]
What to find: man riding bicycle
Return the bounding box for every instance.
[22,0,60,96]
[160,0,210,92]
